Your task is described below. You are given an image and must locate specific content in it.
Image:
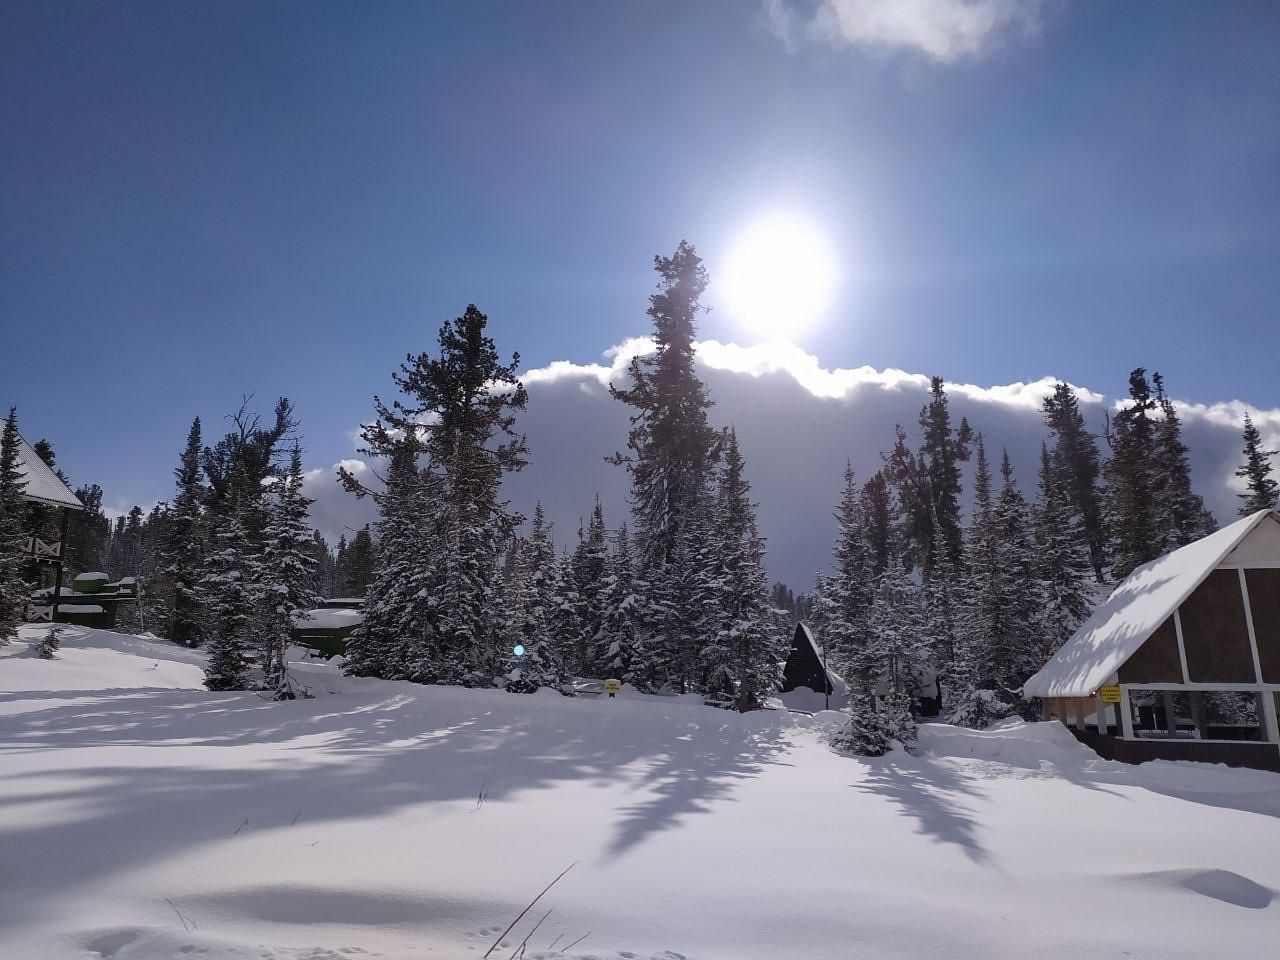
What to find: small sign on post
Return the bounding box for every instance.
[1099,685,1121,704]
[603,678,622,699]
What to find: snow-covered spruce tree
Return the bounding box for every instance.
[610,242,722,691]
[597,523,647,687]
[863,556,927,745]
[505,504,568,693]
[860,470,894,580]
[342,438,436,680]
[1236,412,1279,515]
[0,409,29,644]
[916,377,973,575]
[65,482,111,577]
[821,463,873,672]
[341,526,377,596]
[198,398,297,689]
[990,451,1044,712]
[199,498,257,691]
[830,692,890,757]
[258,444,320,697]
[570,497,610,678]
[345,305,528,687]
[34,624,62,659]
[610,242,719,569]
[1151,374,1216,550]
[948,437,1014,728]
[654,477,720,693]
[1032,444,1093,662]
[1103,370,1165,579]
[703,429,783,712]
[1043,383,1106,581]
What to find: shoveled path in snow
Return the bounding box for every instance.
[1,626,1278,960]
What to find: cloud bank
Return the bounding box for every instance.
[306,336,1280,590]
[766,0,1047,63]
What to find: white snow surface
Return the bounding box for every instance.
[293,607,364,629]
[2,625,1279,960]
[1024,509,1279,698]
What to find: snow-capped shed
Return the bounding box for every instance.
[1024,509,1280,771]
[782,622,839,698]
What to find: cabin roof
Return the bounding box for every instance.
[15,434,83,511]
[1023,510,1279,699]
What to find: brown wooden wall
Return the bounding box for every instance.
[1179,569,1256,683]
[1245,568,1280,683]
[1117,616,1183,684]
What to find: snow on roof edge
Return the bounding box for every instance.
[1023,510,1277,699]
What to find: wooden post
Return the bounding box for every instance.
[48,507,70,623]
[1119,687,1135,740]
[1162,692,1177,736]
[1191,692,1209,739]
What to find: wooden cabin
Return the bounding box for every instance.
[15,433,84,623]
[1024,510,1280,772]
[782,622,837,697]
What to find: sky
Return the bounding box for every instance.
[3,0,1280,585]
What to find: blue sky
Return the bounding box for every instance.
[3,1,1280,536]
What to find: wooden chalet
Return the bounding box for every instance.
[1024,509,1280,772]
[15,433,84,624]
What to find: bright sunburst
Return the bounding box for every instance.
[721,211,838,339]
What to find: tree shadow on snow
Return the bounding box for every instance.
[850,754,992,864]
[0,683,790,930]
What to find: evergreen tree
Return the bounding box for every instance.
[860,470,893,579]
[1043,383,1106,581]
[1152,374,1216,550]
[1104,370,1162,579]
[597,523,647,686]
[162,417,207,646]
[570,497,610,677]
[344,305,527,686]
[198,398,297,686]
[822,463,873,671]
[65,483,110,575]
[610,241,719,571]
[830,693,890,757]
[917,377,973,574]
[258,444,320,696]
[342,526,376,596]
[990,451,1041,701]
[505,504,567,693]
[1236,412,1279,515]
[34,624,62,659]
[200,503,257,691]
[948,437,1015,727]
[0,409,29,643]
[705,429,783,711]
[310,530,335,597]
[344,439,436,679]
[1032,444,1093,662]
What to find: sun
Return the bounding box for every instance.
[721,211,838,339]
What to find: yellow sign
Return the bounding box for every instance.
[1099,685,1121,703]
[603,679,622,694]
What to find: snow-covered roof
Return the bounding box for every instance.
[795,622,843,690]
[1024,510,1280,699]
[294,608,365,630]
[15,435,83,510]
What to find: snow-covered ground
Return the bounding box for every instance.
[2,626,1278,960]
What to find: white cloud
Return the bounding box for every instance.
[766,0,1046,63]
[314,334,1280,587]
